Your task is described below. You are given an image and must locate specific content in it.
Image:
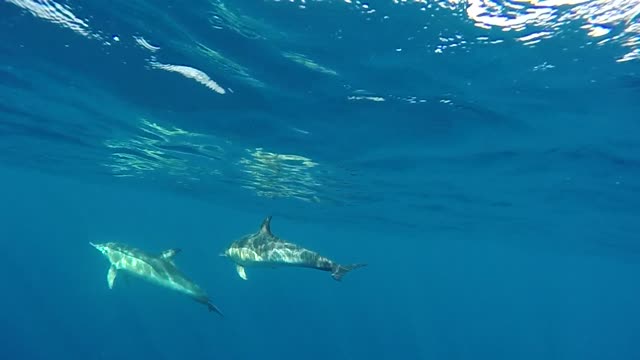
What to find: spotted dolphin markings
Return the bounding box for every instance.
[221,216,366,281]
[90,242,223,316]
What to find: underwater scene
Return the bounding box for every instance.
[1,0,640,359]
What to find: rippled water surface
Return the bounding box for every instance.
[3,0,639,233]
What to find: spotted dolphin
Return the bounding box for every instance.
[221,216,366,281]
[90,242,223,316]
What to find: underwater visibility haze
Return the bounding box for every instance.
[1,0,640,359]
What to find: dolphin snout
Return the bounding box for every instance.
[89,242,105,253]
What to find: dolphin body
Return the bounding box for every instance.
[221,216,366,281]
[90,242,223,316]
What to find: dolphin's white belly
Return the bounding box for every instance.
[113,255,196,296]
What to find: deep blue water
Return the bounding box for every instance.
[2,0,640,359]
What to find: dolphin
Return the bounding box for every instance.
[90,242,223,316]
[221,216,366,281]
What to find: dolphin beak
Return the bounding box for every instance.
[218,252,227,257]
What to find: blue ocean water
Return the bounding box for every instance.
[1,0,640,359]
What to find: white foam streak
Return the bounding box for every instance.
[6,0,93,38]
[134,36,161,52]
[149,61,226,94]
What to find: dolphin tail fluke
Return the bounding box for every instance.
[195,296,224,317]
[207,302,224,317]
[331,263,367,281]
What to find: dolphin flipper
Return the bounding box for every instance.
[107,265,117,289]
[160,248,181,260]
[236,265,248,280]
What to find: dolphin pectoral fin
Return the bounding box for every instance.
[160,248,181,260]
[107,265,117,289]
[236,265,248,280]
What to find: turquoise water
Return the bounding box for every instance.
[1,0,640,359]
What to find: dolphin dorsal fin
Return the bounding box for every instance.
[160,248,181,260]
[259,216,273,235]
